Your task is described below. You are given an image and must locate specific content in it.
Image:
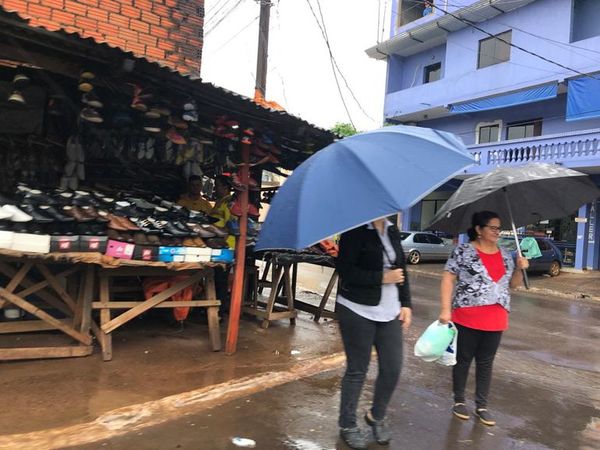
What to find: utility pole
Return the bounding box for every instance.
[254,0,272,102]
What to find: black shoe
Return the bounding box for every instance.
[18,204,54,224]
[20,190,57,206]
[339,427,369,450]
[453,403,470,420]
[38,205,75,222]
[365,411,391,445]
[475,408,496,426]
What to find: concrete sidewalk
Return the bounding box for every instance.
[408,263,600,301]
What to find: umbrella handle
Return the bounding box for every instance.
[521,268,530,289]
[504,188,529,290]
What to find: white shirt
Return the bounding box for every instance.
[337,220,401,322]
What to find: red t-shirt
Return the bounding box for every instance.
[452,249,509,331]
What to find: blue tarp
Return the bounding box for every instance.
[450,84,558,114]
[566,76,600,122]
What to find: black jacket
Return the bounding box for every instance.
[336,224,411,308]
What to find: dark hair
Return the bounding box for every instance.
[467,210,500,241]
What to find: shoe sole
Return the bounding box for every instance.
[475,413,496,426]
[452,410,470,420]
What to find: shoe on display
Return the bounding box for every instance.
[82,90,103,108]
[166,127,187,145]
[80,107,103,123]
[38,205,74,223]
[12,73,30,88]
[143,119,161,133]
[8,90,25,105]
[18,204,54,223]
[145,108,161,119]
[182,109,198,122]
[0,206,14,221]
[131,97,148,112]
[78,79,94,92]
[168,115,188,130]
[183,99,197,111]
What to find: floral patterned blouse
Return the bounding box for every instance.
[444,243,515,312]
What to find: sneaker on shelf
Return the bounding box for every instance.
[452,403,470,420]
[80,107,103,123]
[143,119,162,133]
[12,73,30,88]
[166,127,187,145]
[8,90,25,105]
[145,108,161,119]
[475,408,496,426]
[182,109,198,122]
[168,115,188,129]
[131,97,148,112]
[82,90,103,108]
[183,99,197,111]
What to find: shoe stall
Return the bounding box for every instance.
[0,10,335,359]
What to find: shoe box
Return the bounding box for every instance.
[133,245,159,261]
[50,236,80,253]
[11,233,51,254]
[0,231,14,250]
[184,247,212,263]
[158,246,186,262]
[105,240,135,260]
[80,236,108,253]
[210,248,235,263]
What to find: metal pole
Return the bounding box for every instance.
[254,0,271,102]
[503,188,530,289]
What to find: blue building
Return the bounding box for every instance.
[368,0,600,271]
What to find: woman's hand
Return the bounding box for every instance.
[516,256,529,270]
[399,307,412,329]
[438,308,452,324]
[383,268,405,284]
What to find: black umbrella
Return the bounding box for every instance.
[429,163,600,288]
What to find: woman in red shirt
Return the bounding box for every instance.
[438,211,529,426]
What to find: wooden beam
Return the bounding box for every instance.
[36,264,78,312]
[204,272,221,351]
[92,300,221,309]
[0,262,33,308]
[0,346,93,361]
[15,266,79,299]
[79,265,94,336]
[0,288,92,345]
[314,270,338,322]
[101,271,207,334]
[0,319,70,334]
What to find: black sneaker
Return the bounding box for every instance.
[339,427,369,450]
[475,408,496,426]
[365,411,391,445]
[453,402,470,420]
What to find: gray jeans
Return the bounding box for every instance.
[337,303,403,428]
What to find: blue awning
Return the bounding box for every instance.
[450,83,558,114]
[566,76,600,122]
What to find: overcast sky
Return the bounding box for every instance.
[201,0,388,132]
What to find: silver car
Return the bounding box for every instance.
[400,231,455,264]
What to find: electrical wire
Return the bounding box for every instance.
[304,0,356,129]
[206,15,260,55]
[205,0,246,37]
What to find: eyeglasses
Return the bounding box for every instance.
[484,225,502,232]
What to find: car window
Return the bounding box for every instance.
[498,238,517,251]
[413,233,429,244]
[427,235,444,244]
[399,232,410,241]
[535,239,549,251]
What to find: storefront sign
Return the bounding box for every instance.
[588,202,596,244]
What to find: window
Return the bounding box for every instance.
[413,233,429,244]
[423,62,442,84]
[399,232,411,241]
[506,119,542,140]
[535,239,549,251]
[478,31,512,69]
[572,0,600,42]
[477,124,500,144]
[426,234,444,245]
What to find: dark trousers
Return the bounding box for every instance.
[453,323,503,409]
[337,303,403,428]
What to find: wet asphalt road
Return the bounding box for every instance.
[70,273,600,450]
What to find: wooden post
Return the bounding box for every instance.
[226,142,250,354]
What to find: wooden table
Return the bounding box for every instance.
[0,250,221,361]
[244,252,337,328]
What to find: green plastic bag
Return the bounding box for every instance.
[521,237,542,259]
[414,320,457,362]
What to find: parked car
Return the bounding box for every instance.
[497,236,562,276]
[399,231,455,264]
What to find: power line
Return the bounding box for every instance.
[205,0,246,36]
[304,0,356,129]
[313,0,377,123]
[207,15,259,55]
[205,0,237,28]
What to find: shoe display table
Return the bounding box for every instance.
[245,251,337,328]
[0,249,221,361]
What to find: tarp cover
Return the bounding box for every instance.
[566,76,600,122]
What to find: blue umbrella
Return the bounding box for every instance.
[255,125,475,251]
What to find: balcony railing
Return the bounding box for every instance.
[466,129,600,173]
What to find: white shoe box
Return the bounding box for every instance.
[11,233,51,253]
[184,247,212,262]
[0,231,15,249]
